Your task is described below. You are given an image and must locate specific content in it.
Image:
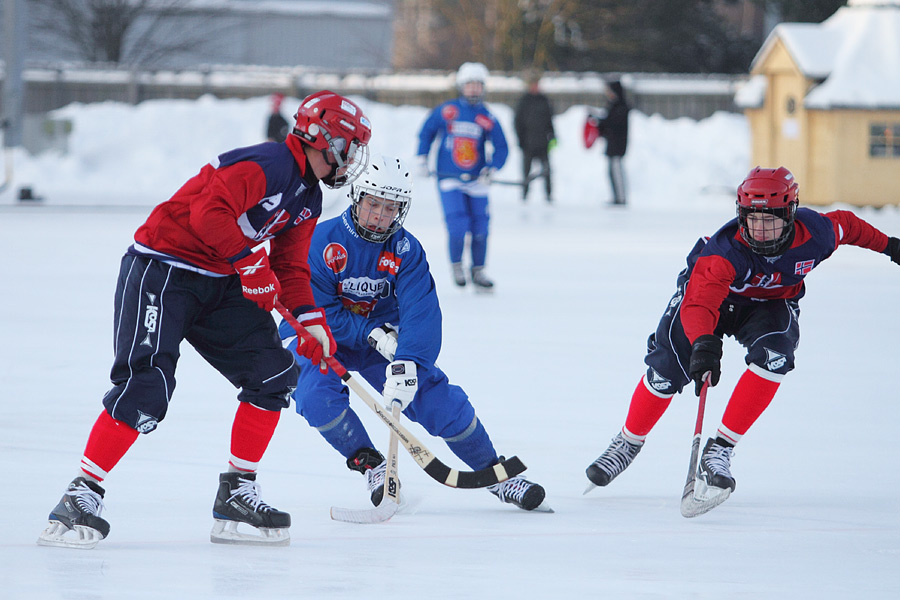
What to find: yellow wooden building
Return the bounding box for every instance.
[735,0,900,207]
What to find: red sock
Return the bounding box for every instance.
[622,375,674,443]
[81,410,139,481]
[718,366,781,444]
[229,402,280,472]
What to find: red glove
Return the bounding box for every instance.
[294,308,337,373]
[583,116,601,149]
[234,251,281,312]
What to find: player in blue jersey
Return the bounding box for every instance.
[279,155,546,511]
[416,62,509,291]
[585,166,900,504]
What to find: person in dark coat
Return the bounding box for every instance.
[514,71,556,203]
[596,80,630,205]
[266,93,290,143]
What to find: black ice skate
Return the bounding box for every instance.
[347,447,401,506]
[585,432,643,491]
[697,438,736,493]
[37,477,110,549]
[470,266,494,293]
[451,263,467,287]
[487,471,550,512]
[210,472,291,546]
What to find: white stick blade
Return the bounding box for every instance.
[330,500,400,524]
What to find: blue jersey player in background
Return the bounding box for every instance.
[279,155,546,512]
[416,62,509,292]
[584,166,900,513]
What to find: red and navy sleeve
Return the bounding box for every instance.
[825,210,889,253]
[681,254,737,344]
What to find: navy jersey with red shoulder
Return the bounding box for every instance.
[681,208,889,343]
[130,135,321,311]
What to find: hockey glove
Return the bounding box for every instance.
[416,155,430,180]
[367,323,399,362]
[884,237,900,265]
[548,137,558,152]
[234,251,281,312]
[383,360,418,410]
[293,308,336,373]
[688,334,723,396]
[478,166,495,186]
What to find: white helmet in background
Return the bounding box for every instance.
[349,155,413,243]
[456,62,489,104]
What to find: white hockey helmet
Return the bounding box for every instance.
[349,155,413,243]
[456,62,489,104]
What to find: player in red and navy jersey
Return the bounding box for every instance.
[38,91,372,549]
[585,166,900,508]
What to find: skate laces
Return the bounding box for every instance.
[489,476,532,503]
[70,483,105,517]
[366,461,386,493]
[593,433,641,475]
[228,477,276,513]
[703,443,734,477]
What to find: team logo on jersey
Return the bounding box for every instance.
[647,368,673,393]
[341,297,377,317]
[140,292,159,347]
[474,114,494,131]
[794,259,815,275]
[254,209,291,241]
[452,138,478,169]
[396,237,411,255]
[260,193,282,211]
[750,272,782,288]
[135,411,158,434]
[441,104,459,121]
[764,348,787,371]
[377,252,402,275]
[293,207,312,225]
[338,276,390,299]
[324,243,348,273]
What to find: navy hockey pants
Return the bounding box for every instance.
[643,277,800,396]
[102,255,299,433]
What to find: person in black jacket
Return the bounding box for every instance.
[595,80,630,206]
[513,71,556,203]
[266,93,290,143]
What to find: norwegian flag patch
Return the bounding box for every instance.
[794,259,815,275]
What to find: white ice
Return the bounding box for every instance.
[2,95,898,599]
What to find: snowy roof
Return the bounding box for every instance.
[749,0,900,109]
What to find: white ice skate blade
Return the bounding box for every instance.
[210,519,290,546]
[36,520,104,549]
[530,501,555,513]
[330,498,400,524]
[680,478,732,518]
[583,482,598,495]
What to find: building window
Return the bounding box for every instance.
[869,123,900,158]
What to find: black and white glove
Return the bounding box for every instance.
[383,360,418,410]
[477,166,495,186]
[416,155,430,180]
[884,237,900,265]
[367,324,399,361]
[688,334,722,396]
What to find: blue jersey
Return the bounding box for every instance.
[302,207,442,368]
[416,98,509,181]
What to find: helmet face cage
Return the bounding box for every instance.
[350,156,413,243]
[736,167,799,256]
[292,91,372,188]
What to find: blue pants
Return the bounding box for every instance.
[102,255,298,433]
[438,187,489,267]
[291,342,498,470]
[644,275,800,395]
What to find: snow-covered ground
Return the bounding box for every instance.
[1,96,898,599]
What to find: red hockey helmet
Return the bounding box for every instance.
[292,90,372,188]
[736,166,799,256]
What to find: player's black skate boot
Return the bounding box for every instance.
[698,438,736,492]
[37,477,110,549]
[586,432,643,488]
[210,472,291,545]
[348,447,399,506]
[451,263,467,287]
[487,473,548,511]
[470,266,494,293]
